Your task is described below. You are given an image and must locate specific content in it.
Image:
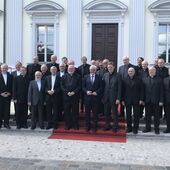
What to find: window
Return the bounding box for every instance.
[158,24,170,63]
[36,25,54,62]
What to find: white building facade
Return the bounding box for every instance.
[0,0,170,68]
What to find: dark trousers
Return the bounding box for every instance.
[85,98,99,129]
[80,91,85,112]
[164,103,170,130]
[104,102,118,130]
[0,99,11,126]
[16,103,28,127]
[125,104,139,130]
[31,105,44,128]
[145,103,160,131]
[64,99,79,128]
[46,100,59,127]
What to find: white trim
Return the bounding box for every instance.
[149,0,170,63]
[24,1,63,63]
[84,0,127,69]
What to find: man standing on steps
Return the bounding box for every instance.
[45,66,61,129]
[0,64,13,129]
[102,62,122,132]
[61,65,81,130]
[13,66,29,129]
[122,67,144,134]
[83,65,103,132]
[142,66,164,134]
[28,71,45,129]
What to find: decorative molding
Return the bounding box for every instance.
[149,0,170,62]
[84,0,127,68]
[24,0,63,15]
[25,0,64,62]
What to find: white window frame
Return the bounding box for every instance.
[24,1,63,63]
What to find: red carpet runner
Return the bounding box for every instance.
[49,113,126,143]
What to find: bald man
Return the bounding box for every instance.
[142,67,164,134]
[46,55,60,74]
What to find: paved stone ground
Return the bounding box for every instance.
[0,157,169,170]
[0,127,170,170]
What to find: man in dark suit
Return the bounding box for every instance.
[156,58,168,119]
[13,66,29,129]
[45,66,61,129]
[78,56,90,112]
[46,55,59,74]
[61,65,81,130]
[118,56,135,118]
[135,57,144,75]
[143,66,164,134]
[83,65,103,132]
[0,64,13,129]
[138,60,149,118]
[122,67,144,134]
[102,62,122,132]
[56,63,67,120]
[11,61,22,121]
[41,64,49,80]
[97,59,109,78]
[27,56,41,81]
[28,71,45,129]
[163,68,170,133]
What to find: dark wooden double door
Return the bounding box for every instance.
[92,23,118,66]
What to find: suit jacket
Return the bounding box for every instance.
[41,71,50,81]
[78,64,90,78]
[61,73,81,101]
[11,70,20,78]
[156,66,168,79]
[143,76,164,104]
[102,72,122,104]
[45,75,61,102]
[97,68,108,78]
[122,76,144,105]
[26,63,41,81]
[163,76,170,104]
[82,74,103,101]
[46,63,60,74]
[0,72,13,101]
[13,75,29,103]
[138,68,149,80]
[28,80,45,106]
[118,63,135,80]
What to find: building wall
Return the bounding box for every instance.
[2,0,167,67]
[0,0,4,63]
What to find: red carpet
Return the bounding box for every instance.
[49,113,126,143]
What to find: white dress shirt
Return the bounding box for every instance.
[51,75,56,91]
[2,73,7,85]
[36,80,41,91]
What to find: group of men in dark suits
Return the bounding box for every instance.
[0,55,170,135]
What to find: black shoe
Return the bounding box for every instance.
[16,126,21,129]
[4,124,11,129]
[103,126,111,131]
[133,129,138,134]
[31,126,36,130]
[22,125,28,129]
[92,128,97,133]
[64,126,70,130]
[155,130,160,134]
[163,129,170,133]
[85,127,90,132]
[40,126,45,129]
[46,125,52,130]
[74,125,79,130]
[53,124,58,129]
[143,129,151,133]
[126,128,132,133]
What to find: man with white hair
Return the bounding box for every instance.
[142,66,164,134]
[46,55,59,74]
[82,65,103,132]
[0,64,13,129]
[61,65,81,130]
